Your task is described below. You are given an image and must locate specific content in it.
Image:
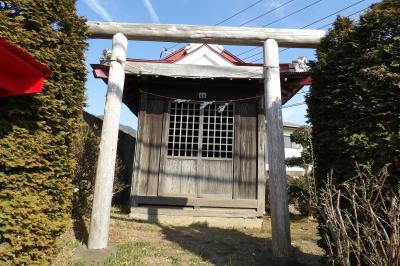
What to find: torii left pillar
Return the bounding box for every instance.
[88,33,128,249]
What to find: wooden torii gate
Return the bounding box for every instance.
[86,21,324,259]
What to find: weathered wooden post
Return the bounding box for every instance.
[88,33,128,249]
[263,39,291,258]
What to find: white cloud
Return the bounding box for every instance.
[264,0,287,15]
[83,0,113,22]
[142,0,160,24]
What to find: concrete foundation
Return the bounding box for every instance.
[72,243,118,264]
[129,212,263,229]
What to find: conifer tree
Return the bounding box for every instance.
[0,1,87,264]
[307,0,400,187]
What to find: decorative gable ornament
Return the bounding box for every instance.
[99,49,112,64]
[289,56,310,72]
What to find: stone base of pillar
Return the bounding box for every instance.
[72,243,118,264]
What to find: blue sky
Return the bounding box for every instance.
[76,0,378,129]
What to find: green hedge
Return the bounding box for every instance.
[306,0,400,187]
[0,1,87,264]
[73,113,132,219]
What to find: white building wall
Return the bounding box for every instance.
[265,126,305,176]
[174,44,234,66]
[283,127,304,176]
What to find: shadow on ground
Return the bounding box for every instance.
[159,223,321,266]
[109,212,323,266]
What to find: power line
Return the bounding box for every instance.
[237,47,259,57]
[246,4,371,63]
[299,0,366,29]
[249,57,263,63]
[240,0,366,60]
[238,0,295,26]
[169,0,297,54]
[168,0,324,57]
[242,51,264,61]
[243,47,290,61]
[263,0,323,27]
[316,6,369,29]
[165,0,265,51]
[282,102,306,108]
[238,0,324,57]
[279,6,370,54]
[246,0,323,59]
[281,83,311,107]
[215,0,264,26]
[247,47,294,62]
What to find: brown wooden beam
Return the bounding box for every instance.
[136,196,258,208]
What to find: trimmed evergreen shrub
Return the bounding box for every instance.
[0,1,87,264]
[73,116,101,219]
[306,0,400,187]
[286,126,315,216]
[73,113,130,219]
[308,1,400,263]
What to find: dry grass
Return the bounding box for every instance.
[52,227,82,266]
[62,208,324,265]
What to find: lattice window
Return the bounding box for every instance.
[167,102,200,157]
[201,104,234,158]
[167,102,234,159]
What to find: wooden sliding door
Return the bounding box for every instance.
[158,102,234,199]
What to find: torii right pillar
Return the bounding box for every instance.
[263,39,292,258]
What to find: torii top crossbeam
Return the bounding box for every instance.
[87,21,325,48]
